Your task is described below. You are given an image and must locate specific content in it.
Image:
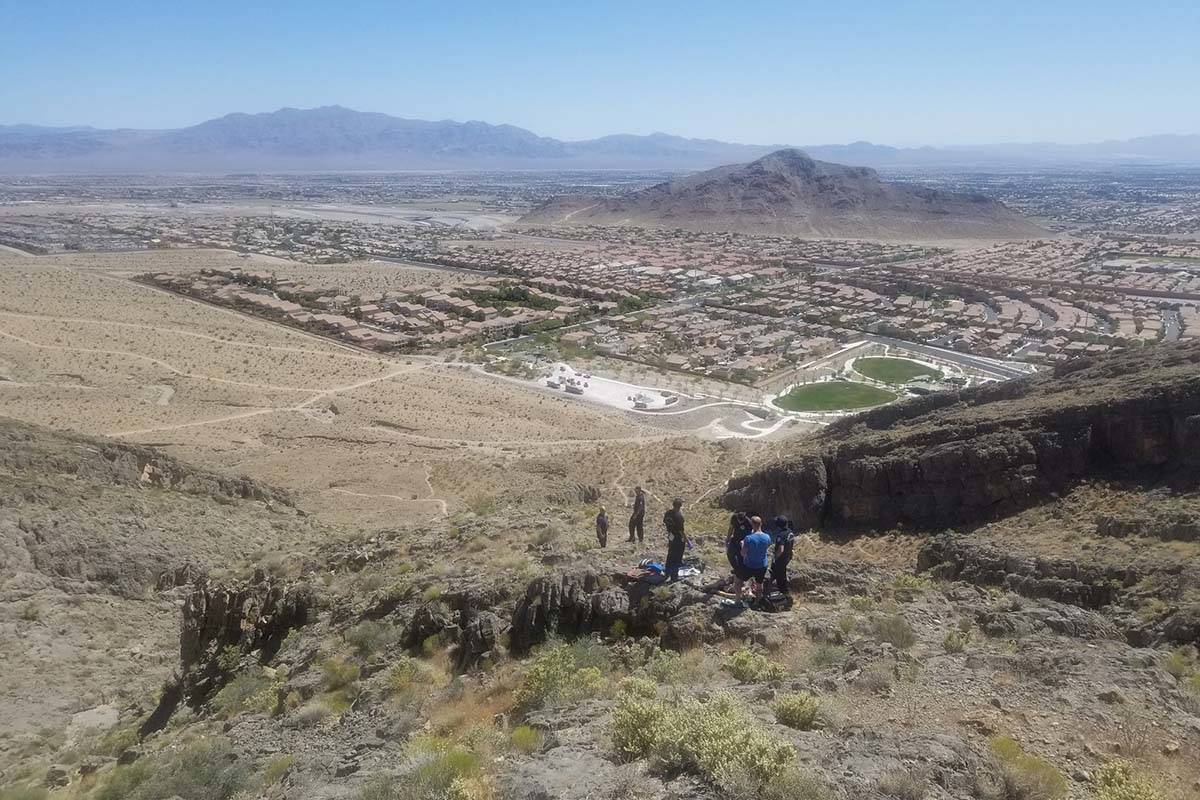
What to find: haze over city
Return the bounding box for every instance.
[2,4,1200,800]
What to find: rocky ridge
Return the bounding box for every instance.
[722,340,1200,531]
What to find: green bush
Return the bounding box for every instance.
[510,725,543,755]
[848,595,875,612]
[358,738,484,800]
[943,629,970,653]
[611,688,795,791]
[1162,646,1196,679]
[96,737,249,800]
[872,615,918,649]
[645,650,682,683]
[0,785,48,800]
[808,644,848,669]
[262,754,295,785]
[759,767,832,800]
[345,620,399,660]
[618,675,659,699]
[893,574,933,591]
[1090,761,1165,800]
[211,672,278,718]
[321,656,361,691]
[774,692,820,730]
[989,736,1067,800]
[514,643,607,709]
[878,767,928,800]
[723,648,786,683]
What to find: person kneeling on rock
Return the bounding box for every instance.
[740,516,772,602]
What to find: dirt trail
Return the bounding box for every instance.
[0,309,386,363]
[106,364,430,437]
[328,487,447,516]
[0,328,326,394]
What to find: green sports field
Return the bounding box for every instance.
[852,356,940,384]
[772,381,897,412]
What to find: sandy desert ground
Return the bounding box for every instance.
[0,249,768,528]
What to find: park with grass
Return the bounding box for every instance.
[852,356,941,384]
[772,380,897,412]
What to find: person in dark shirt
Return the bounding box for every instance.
[595,506,609,548]
[769,515,795,595]
[725,511,752,593]
[627,486,646,543]
[663,498,686,582]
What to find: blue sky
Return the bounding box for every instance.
[4,0,1198,145]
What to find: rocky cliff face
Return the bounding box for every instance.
[141,572,311,736]
[723,341,1200,530]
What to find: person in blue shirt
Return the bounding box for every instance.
[739,516,772,601]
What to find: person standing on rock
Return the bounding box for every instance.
[770,515,795,595]
[663,498,687,582]
[627,486,646,544]
[740,516,772,602]
[595,506,609,548]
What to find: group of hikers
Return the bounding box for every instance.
[594,488,796,605]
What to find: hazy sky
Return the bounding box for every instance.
[5,1,1198,145]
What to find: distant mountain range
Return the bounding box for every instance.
[520,148,1045,241]
[1,106,1198,172]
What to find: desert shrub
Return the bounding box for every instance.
[0,786,47,800]
[510,725,543,755]
[568,637,611,671]
[943,629,970,653]
[758,767,832,800]
[1162,646,1196,679]
[1090,761,1164,800]
[95,722,139,757]
[989,736,1067,800]
[321,656,360,691]
[19,602,41,622]
[262,754,294,785]
[774,692,820,730]
[618,675,659,699]
[446,775,496,800]
[855,663,894,694]
[893,574,933,591]
[872,614,918,649]
[724,647,786,683]
[96,737,249,800]
[290,701,332,728]
[878,767,928,800]
[808,644,848,669]
[211,672,278,718]
[515,643,606,709]
[837,614,858,636]
[345,620,399,660]
[356,738,486,800]
[216,644,242,672]
[408,739,482,797]
[611,688,795,790]
[848,595,875,612]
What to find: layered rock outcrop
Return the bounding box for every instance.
[140,572,311,736]
[723,341,1200,530]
